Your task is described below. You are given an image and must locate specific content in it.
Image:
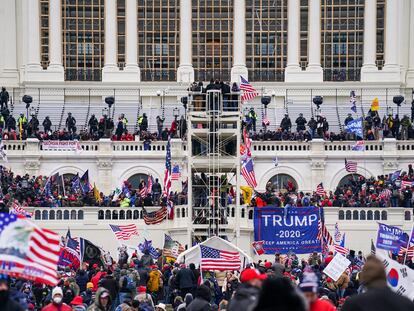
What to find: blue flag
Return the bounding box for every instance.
[345,117,363,138]
[350,91,357,113]
[391,170,401,181]
[138,239,160,259]
[376,223,409,253]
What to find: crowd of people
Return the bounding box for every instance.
[250,165,414,209]
[2,244,414,311]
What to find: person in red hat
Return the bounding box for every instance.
[70,296,86,311]
[227,268,267,311]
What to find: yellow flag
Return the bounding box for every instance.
[371,97,379,111]
[93,183,101,203]
[240,186,253,205]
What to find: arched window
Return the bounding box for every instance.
[345,210,351,220]
[105,210,111,220]
[381,211,387,220]
[374,211,380,220]
[360,210,366,220]
[78,210,84,220]
[337,174,363,189]
[338,210,344,220]
[42,210,48,220]
[98,210,104,220]
[352,210,359,220]
[49,210,55,220]
[70,210,77,220]
[119,210,125,220]
[133,210,139,219]
[267,174,298,192]
[57,210,63,220]
[367,210,373,220]
[112,210,119,220]
[35,210,41,220]
[126,210,132,219]
[63,210,70,220]
[248,209,253,219]
[182,208,185,218]
[127,173,149,189]
[177,208,181,218]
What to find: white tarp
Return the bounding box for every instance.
[176,236,253,269]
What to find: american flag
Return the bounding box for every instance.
[147,175,154,195]
[398,246,414,258]
[109,224,139,241]
[66,229,80,254]
[163,234,185,258]
[345,159,357,173]
[240,76,258,103]
[241,157,257,188]
[80,170,92,194]
[252,240,265,255]
[316,183,325,196]
[352,140,365,151]
[333,244,349,256]
[379,188,392,201]
[334,223,341,244]
[163,137,172,196]
[0,213,60,286]
[143,206,167,225]
[317,210,334,246]
[9,201,32,218]
[200,245,241,271]
[171,165,181,181]
[138,184,147,197]
[401,180,413,189]
[243,128,252,154]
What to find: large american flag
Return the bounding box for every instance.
[163,137,172,196]
[334,223,341,244]
[9,201,32,218]
[171,165,181,181]
[200,245,241,271]
[345,159,357,173]
[143,206,167,225]
[316,183,325,196]
[401,180,413,189]
[109,224,139,241]
[0,213,60,285]
[240,76,258,103]
[241,157,257,188]
[333,244,349,256]
[317,219,334,246]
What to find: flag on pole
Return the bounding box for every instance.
[345,159,358,173]
[316,183,325,196]
[371,239,376,255]
[93,183,101,203]
[401,180,413,189]
[163,137,172,196]
[350,91,357,113]
[163,234,185,258]
[371,97,379,111]
[379,188,392,201]
[391,170,402,181]
[241,157,257,188]
[71,174,81,193]
[0,213,60,285]
[9,201,32,218]
[138,239,160,259]
[171,165,181,181]
[345,117,363,138]
[200,245,241,271]
[80,170,92,194]
[334,223,342,244]
[333,234,349,255]
[109,224,139,241]
[240,76,258,103]
[147,175,154,195]
[252,241,265,255]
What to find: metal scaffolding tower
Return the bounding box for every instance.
[186,90,241,246]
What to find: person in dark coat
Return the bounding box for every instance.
[98,270,119,305]
[342,255,414,311]
[0,275,24,311]
[176,265,196,297]
[189,263,200,290]
[295,113,307,132]
[76,270,89,293]
[186,285,211,311]
[43,116,52,133]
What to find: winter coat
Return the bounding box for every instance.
[99,275,119,301]
[227,284,259,311]
[2,297,25,311]
[176,268,196,290]
[87,288,112,311]
[342,287,414,311]
[186,285,212,311]
[41,302,73,311]
[147,270,162,292]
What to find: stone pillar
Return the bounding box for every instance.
[25,0,43,79]
[102,0,120,82]
[0,0,19,86]
[48,0,64,80]
[310,139,326,190]
[177,0,194,83]
[360,0,378,82]
[284,0,301,82]
[124,0,141,82]
[382,138,399,175]
[381,0,400,80]
[406,1,414,86]
[306,0,323,81]
[230,0,248,83]
[24,138,41,176]
[97,139,113,194]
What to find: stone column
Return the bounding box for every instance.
[361,0,378,81]
[124,0,141,82]
[310,139,326,190]
[177,0,194,83]
[102,0,120,82]
[306,0,323,81]
[284,0,301,82]
[97,139,114,194]
[383,0,399,72]
[406,1,414,86]
[25,0,42,72]
[0,0,19,86]
[48,0,64,80]
[230,0,248,83]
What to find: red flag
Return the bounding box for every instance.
[252,241,265,255]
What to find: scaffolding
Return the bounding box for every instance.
[186,90,241,245]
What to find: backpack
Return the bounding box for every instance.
[138,294,154,311]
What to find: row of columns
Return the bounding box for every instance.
[16,0,414,84]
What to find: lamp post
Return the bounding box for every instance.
[393,95,404,116]
[105,96,114,119]
[261,96,271,131]
[22,95,33,120]
[312,96,323,138]
[157,90,166,119]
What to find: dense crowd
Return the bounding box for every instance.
[2,245,414,311]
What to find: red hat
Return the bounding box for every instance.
[70,296,83,305]
[264,261,272,269]
[92,264,98,269]
[137,286,146,293]
[240,268,267,283]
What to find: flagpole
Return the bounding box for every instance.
[403,222,414,265]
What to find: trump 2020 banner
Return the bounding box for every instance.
[376,223,408,253]
[254,206,321,254]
